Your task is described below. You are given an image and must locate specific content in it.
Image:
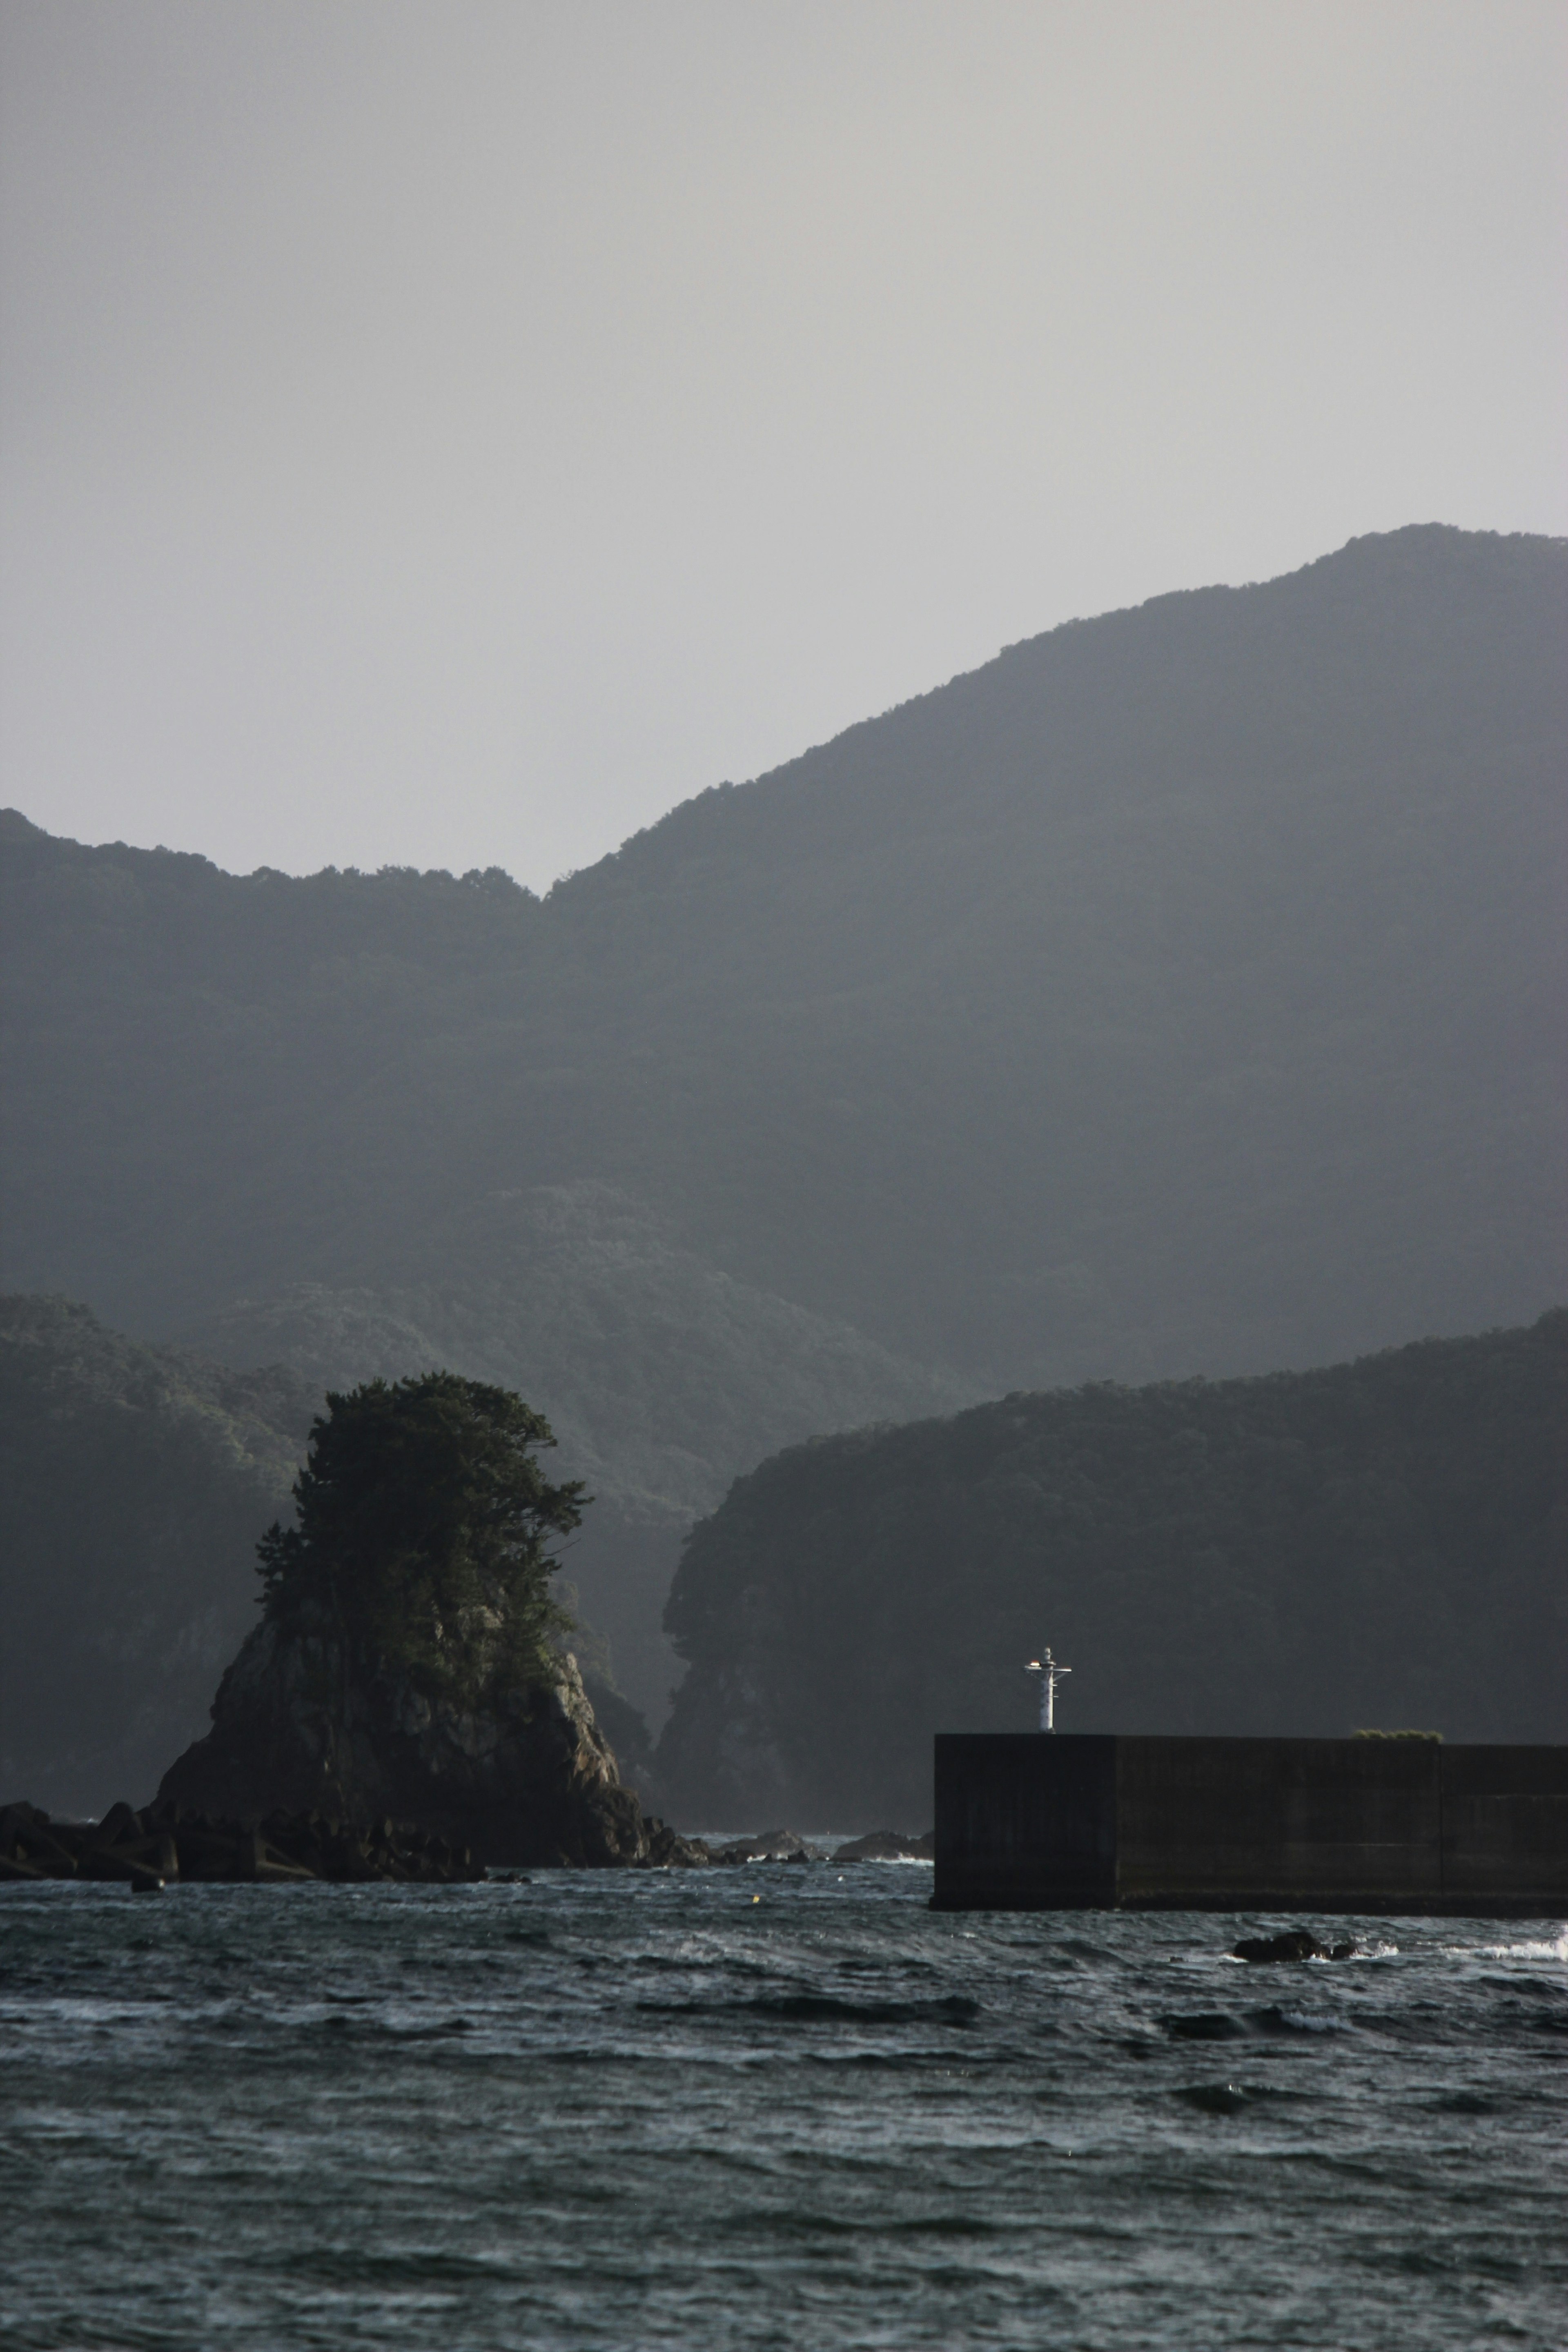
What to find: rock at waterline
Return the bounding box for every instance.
[712,1829,823,1864]
[154,1608,708,1870]
[831,1831,935,1863]
[0,1795,480,1883]
[1232,1931,1358,1963]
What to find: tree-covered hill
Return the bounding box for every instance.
[171,1182,973,1716]
[0,1295,315,1813]
[655,1311,1568,1829]
[3,523,1564,1715]
[0,1286,780,1812]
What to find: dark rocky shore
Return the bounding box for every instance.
[0,1794,709,1885]
[0,1801,940,1888]
[702,1830,934,1865]
[0,1797,486,1887]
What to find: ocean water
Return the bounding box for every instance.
[2,1864,1565,2350]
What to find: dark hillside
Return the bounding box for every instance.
[3,524,1563,1714]
[4,525,1560,1386]
[169,1184,972,1717]
[0,1296,314,1813]
[0,824,541,1325]
[529,523,1565,1379]
[0,1288,761,1812]
[655,1310,1568,1828]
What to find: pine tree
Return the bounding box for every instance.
[257,1374,584,1706]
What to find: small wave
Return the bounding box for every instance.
[1466,1931,1568,1963]
[1174,2081,1254,2115]
[760,1992,979,2026]
[637,1991,981,2027]
[1252,2005,1340,2035]
[1163,2006,1339,2042]
[1164,2012,1251,2042]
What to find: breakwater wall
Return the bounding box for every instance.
[931,1736,1568,1915]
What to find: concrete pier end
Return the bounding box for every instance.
[931,1735,1568,1916]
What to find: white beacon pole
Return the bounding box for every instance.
[1024,1647,1071,1731]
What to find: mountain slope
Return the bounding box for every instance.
[175,1181,975,1715]
[3,523,1563,1713]
[655,1310,1568,1827]
[0,1295,314,1813]
[4,523,1561,1382]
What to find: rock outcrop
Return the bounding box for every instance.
[156,1608,705,1868]
[831,1831,935,1863]
[0,1797,482,1886]
[1232,1931,1357,1964]
[710,1829,822,1864]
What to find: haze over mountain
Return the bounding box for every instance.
[3,523,1563,1718]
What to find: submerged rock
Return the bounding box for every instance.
[1232,1930,1357,1963]
[154,1608,708,1870]
[712,1829,822,1864]
[1175,2082,1253,2115]
[831,1831,935,1863]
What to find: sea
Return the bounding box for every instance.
[2,1860,1565,2351]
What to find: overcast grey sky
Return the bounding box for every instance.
[2,1,1563,890]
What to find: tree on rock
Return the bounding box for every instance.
[257,1374,585,1707]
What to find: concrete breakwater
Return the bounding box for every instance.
[932,1736,1568,1915]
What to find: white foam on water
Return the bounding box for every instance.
[1465,1927,1568,1963]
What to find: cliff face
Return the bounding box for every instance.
[158,1609,684,1866]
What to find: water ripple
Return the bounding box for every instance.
[0,1874,1563,2348]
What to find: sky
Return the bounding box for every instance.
[1,1,1564,893]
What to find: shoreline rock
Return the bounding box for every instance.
[2,1795,709,1884]
[152,1609,708,1871]
[711,1829,821,1864]
[831,1831,935,1863]
[1232,1930,1358,1963]
[0,1797,483,1886]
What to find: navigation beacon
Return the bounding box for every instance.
[1024,1647,1071,1732]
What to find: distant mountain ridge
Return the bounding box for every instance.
[3,523,1564,1716]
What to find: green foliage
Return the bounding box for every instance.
[258,1372,585,1706]
[657,1312,1568,1826]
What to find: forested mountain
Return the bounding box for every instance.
[172,1184,972,1715]
[3,523,1564,1719]
[0,1287,734,1814]
[656,1312,1568,1829]
[0,1295,313,1813]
